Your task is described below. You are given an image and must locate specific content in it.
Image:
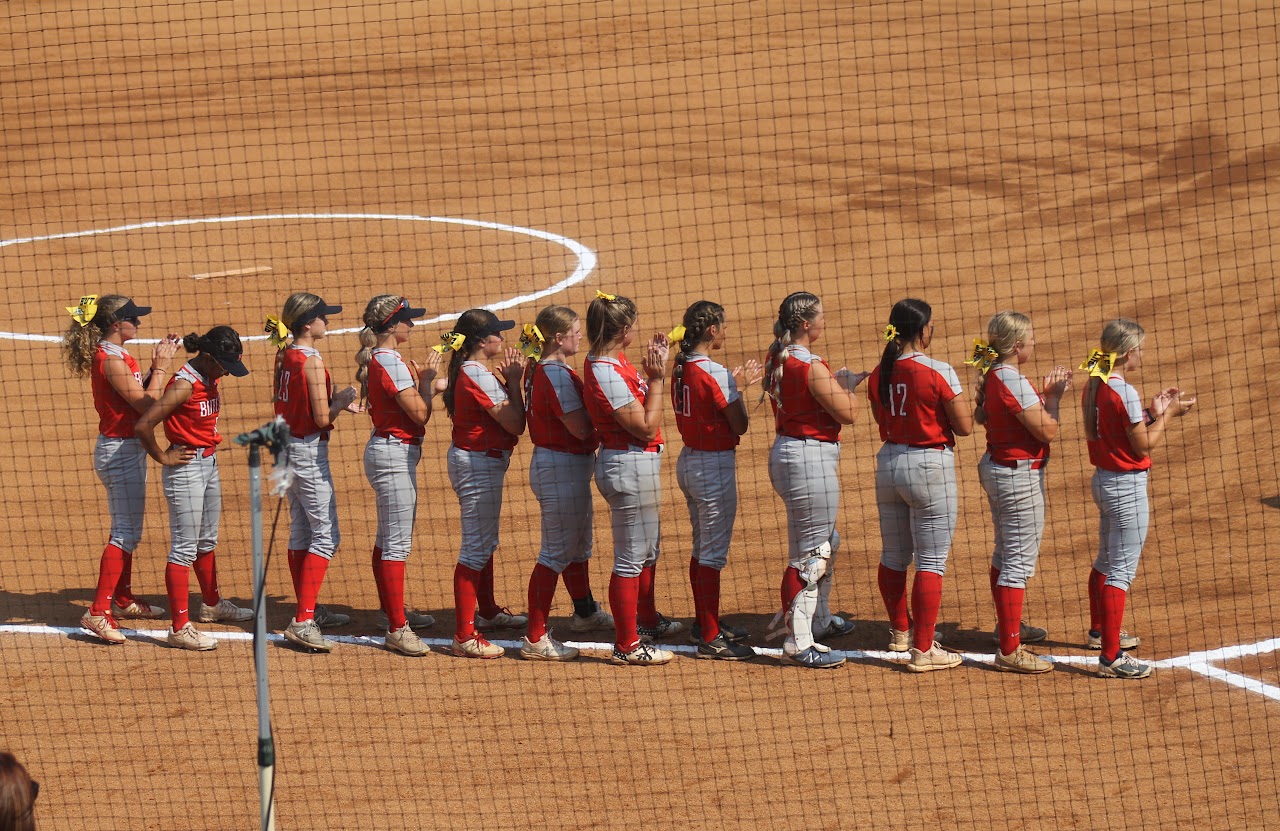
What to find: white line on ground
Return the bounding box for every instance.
[190,265,273,280]
[0,213,597,343]
[12,623,1279,694]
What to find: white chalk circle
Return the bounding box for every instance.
[0,213,598,343]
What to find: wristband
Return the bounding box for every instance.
[1143,408,1157,426]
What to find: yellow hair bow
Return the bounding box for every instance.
[67,295,99,327]
[264,315,289,350]
[1079,349,1117,381]
[668,325,687,343]
[519,324,545,360]
[882,323,899,343]
[432,331,467,354]
[595,289,617,301]
[963,339,1001,375]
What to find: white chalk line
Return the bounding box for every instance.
[0,213,598,343]
[5,623,1277,696]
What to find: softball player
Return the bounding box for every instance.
[267,293,361,653]
[583,290,679,666]
[134,326,253,651]
[440,309,528,660]
[868,299,973,672]
[357,295,440,657]
[671,300,760,661]
[762,291,862,669]
[63,295,180,643]
[971,311,1072,674]
[520,305,610,662]
[1082,319,1194,679]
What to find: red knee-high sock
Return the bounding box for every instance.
[1100,584,1128,662]
[370,547,388,614]
[910,571,944,651]
[609,572,641,651]
[113,548,135,606]
[688,556,703,629]
[295,553,329,622]
[380,560,406,630]
[990,566,1001,602]
[695,563,721,642]
[477,557,501,618]
[166,563,190,630]
[91,543,128,615]
[287,549,306,598]
[192,550,220,606]
[1088,568,1107,633]
[526,563,559,642]
[561,561,591,600]
[781,566,804,611]
[877,564,911,632]
[454,562,482,640]
[637,564,658,628]
[993,585,1026,656]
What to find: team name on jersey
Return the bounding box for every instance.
[199,398,221,418]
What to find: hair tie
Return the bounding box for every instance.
[67,295,99,327]
[1079,348,1117,381]
[668,324,687,343]
[882,323,899,343]
[264,315,289,350]
[963,339,1000,375]
[595,289,617,301]
[432,331,467,354]
[518,324,545,360]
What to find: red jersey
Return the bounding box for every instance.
[367,348,425,441]
[526,360,597,454]
[867,352,962,448]
[92,341,142,438]
[163,363,222,449]
[1087,375,1151,472]
[451,361,519,453]
[980,364,1048,463]
[674,353,741,451]
[771,346,841,442]
[274,345,331,439]
[584,353,663,452]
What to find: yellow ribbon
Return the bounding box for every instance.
[1079,349,1117,381]
[432,331,467,354]
[882,323,899,343]
[67,295,99,327]
[595,289,617,301]
[518,324,545,360]
[264,315,289,350]
[963,339,1001,375]
[668,325,687,343]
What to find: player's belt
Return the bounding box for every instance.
[992,457,1045,470]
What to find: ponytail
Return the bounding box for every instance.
[761,292,821,409]
[672,300,725,412]
[61,294,131,378]
[1081,318,1145,441]
[876,298,932,405]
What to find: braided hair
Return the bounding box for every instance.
[876,298,932,405]
[762,292,822,408]
[355,295,405,398]
[672,300,725,413]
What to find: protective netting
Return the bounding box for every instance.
[2,1,1277,829]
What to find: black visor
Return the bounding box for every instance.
[113,299,152,322]
[479,318,516,338]
[208,348,249,377]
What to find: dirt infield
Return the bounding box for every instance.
[2,1,1278,828]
